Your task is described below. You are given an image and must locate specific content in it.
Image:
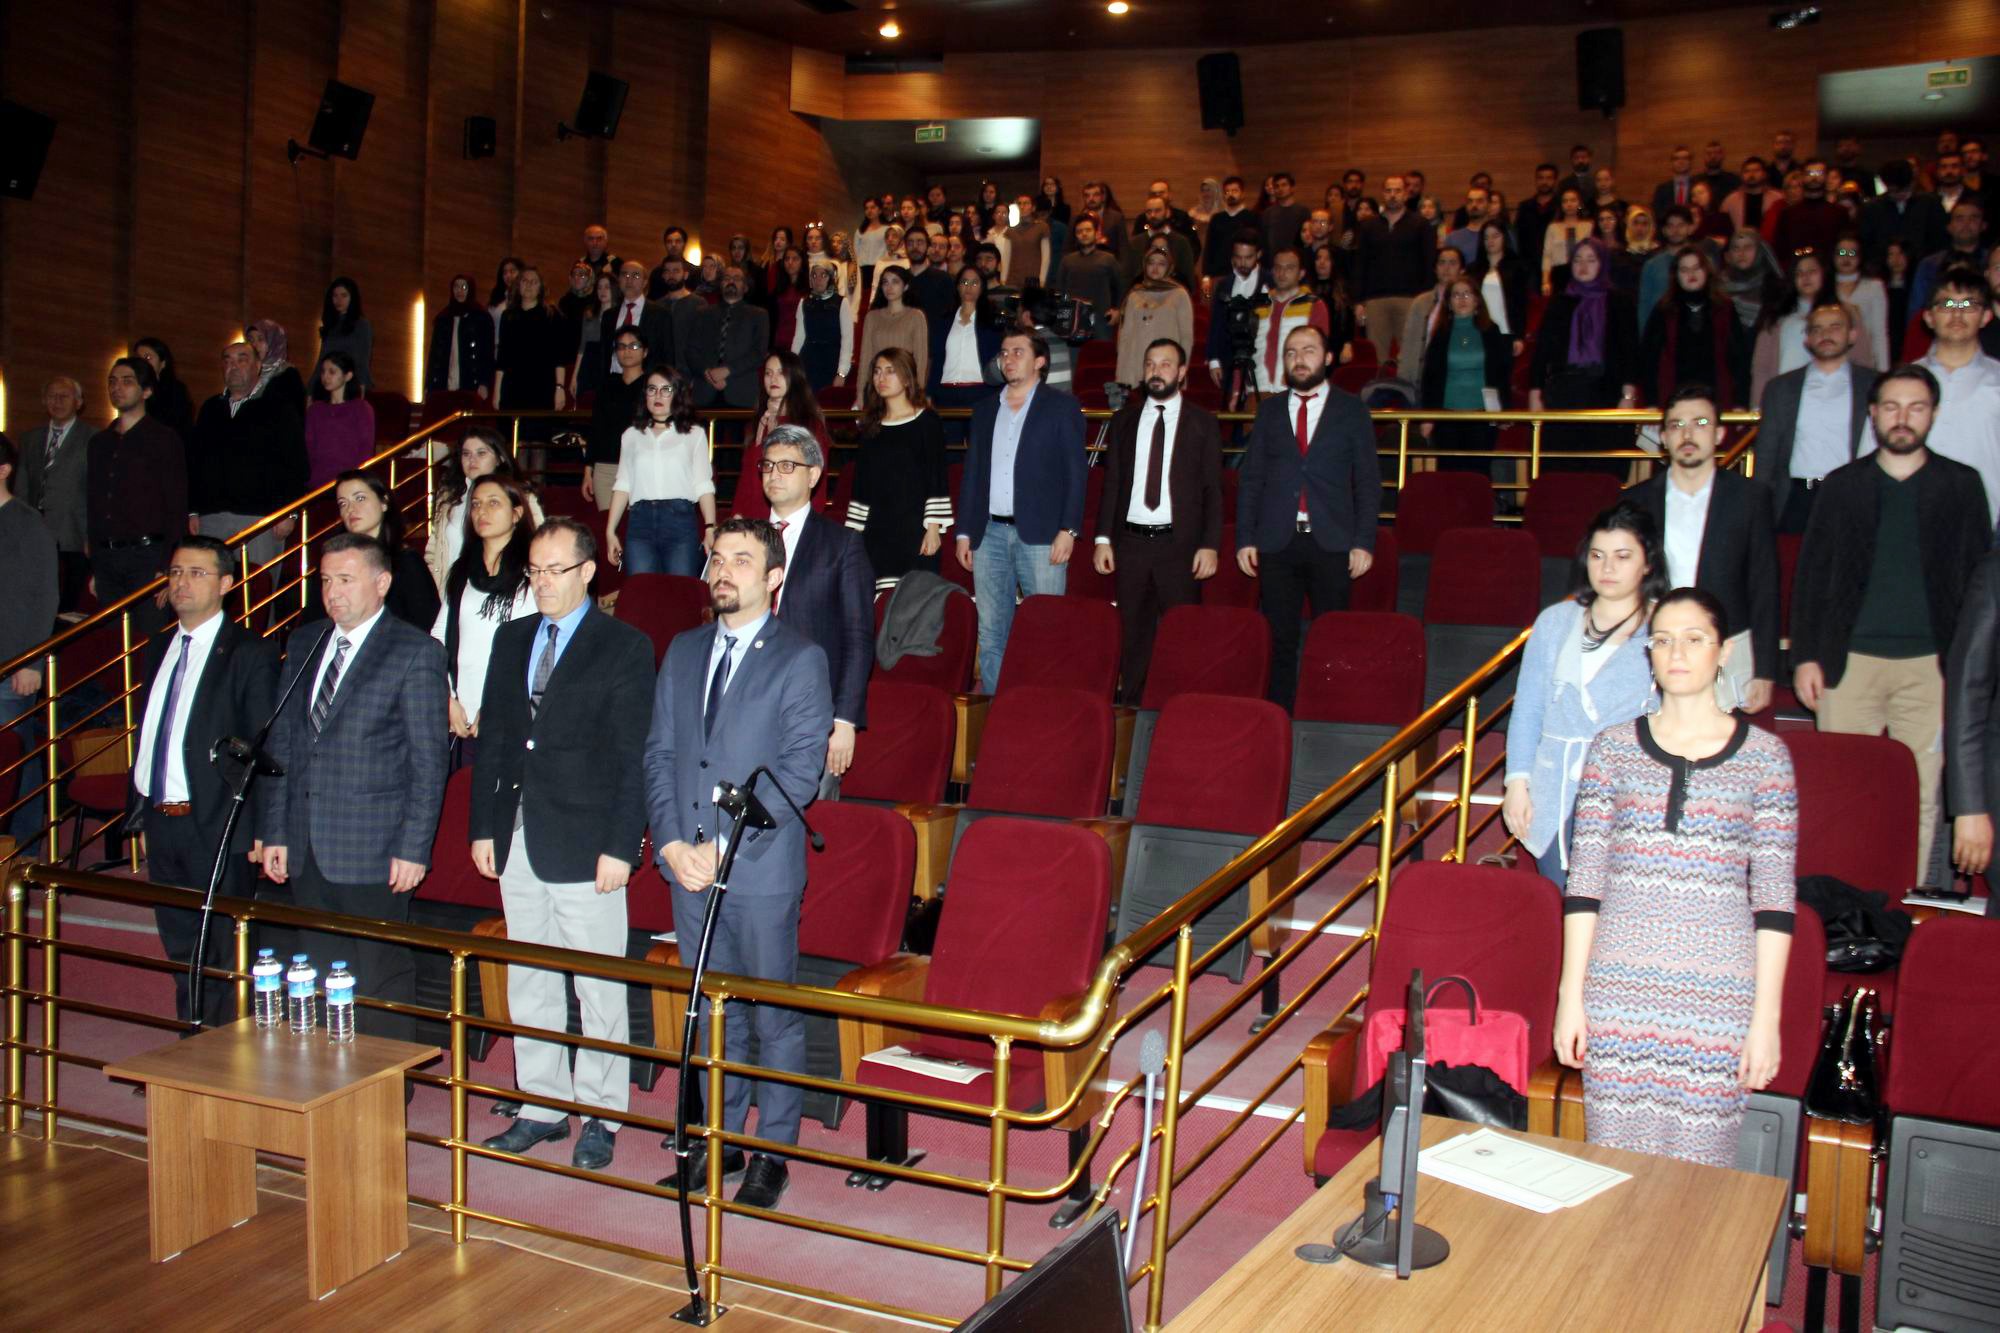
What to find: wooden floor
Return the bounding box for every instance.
[0,1127,918,1331]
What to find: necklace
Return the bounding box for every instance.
[1581,601,1639,652]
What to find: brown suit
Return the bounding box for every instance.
[1094,393,1224,703]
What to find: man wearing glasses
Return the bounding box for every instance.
[472,516,656,1172]
[1917,266,2000,526]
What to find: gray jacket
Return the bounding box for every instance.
[18,420,96,552]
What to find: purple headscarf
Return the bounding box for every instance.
[1564,237,1614,368]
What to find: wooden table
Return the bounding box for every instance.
[1167,1116,1787,1332]
[106,1019,438,1300]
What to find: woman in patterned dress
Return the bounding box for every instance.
[1555,588,1797,1166]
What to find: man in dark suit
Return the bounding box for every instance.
[1752,302,1880,533]
[760,425,873,786]
[471,517,655,1171]
[682,267,770,409]
[1236,324,1382,710]
[260,531,450,1043]
[1945,547,2000,910]
[126,536,279,1027]
[1093,338,1223,704]
[601,260,675,378]
[645,517,832,1211]
[18,375,95,610]
[955,331,1088,691]
[1627,387,1780,716]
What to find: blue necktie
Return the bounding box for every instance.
[149,634,193,807]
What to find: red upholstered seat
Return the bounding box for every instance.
[1776,533,1801,638]
[1332,363,1376,395]
[1523,472,1622,559]
[1350,339,1379,367]
[1294,612,1427,725]
[1349,526,1399,613]
[996,595,1120,700]
[615,573,710,666]
[1139,605,1271,709]
[966,687,1112,819]
[414,769,501,910]
[1424,528,1541,627]
[871,585,976,693]
[1783,731,1916,893]
[1201,525,1260,609]
[800,802,913,966]
[843,680,953,804]
[1770,906,1828,1100]
[1394,472,1493,555]
[364,390,414,443]
[1882,916,2000,1122]
[628,842,676,933]
[0,726,21,817]
[1135,694,1291,836]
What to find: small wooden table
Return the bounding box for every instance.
[1167,1116,1787,1332]
[106,1020,438,1300]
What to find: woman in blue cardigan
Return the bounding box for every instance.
[1503,502,1668,887]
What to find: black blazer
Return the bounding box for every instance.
[599,298,676,374]
[1469,257,1530,341]
[470,606,656,880]
[925,312,1003,392]
[125,617,281,852]
[1751,363,1880,518]
[1235,387,1382,556]
[425,307,495,395]
[1626,469,1781,681]
[773,510,875,727]
[1529,292,1639,394]
[1792,452,1993,687]
[1418,320,1511,409]
[1947,552,2000,821]
[1095,396,1224,555]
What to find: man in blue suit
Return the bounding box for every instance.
[645,516,832,1211]
[261,531,451,1043]
[954,330,1088,691]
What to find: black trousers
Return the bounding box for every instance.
[1259,531,1351,712]
[1777,478,1817,535]
[145,810,243,1028]
[56,551,91,613]
[292,845,417,1043]
[1112,533,1201,705]
[93,544,170,638]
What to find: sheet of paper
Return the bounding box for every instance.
[650,932,678,943]
[859,1045,988,1085]
[1902,892,1987,916]
[1419,1126,1632,1212]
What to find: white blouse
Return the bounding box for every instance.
[431,578,536,718]
[615,423,715,502]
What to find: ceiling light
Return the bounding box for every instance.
[879,18,900,37]
[1108,1,1130,13]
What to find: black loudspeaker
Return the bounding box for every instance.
[0,101,57,200]
[1196,52,1244,136]
[561,71,629,141]
[308,79,375,159]
[463,115,497,160]
[1576,28,1625,115]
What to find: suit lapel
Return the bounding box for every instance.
[784,516,820,614]
[704,618,774,744]
[314,620,388,735]
[183,622,239,752]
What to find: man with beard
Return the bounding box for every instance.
[1772,160,1849,268]
[1791,364,1992,885]
[1200,176,1256,287]
[1753,301,1879,533]
[1235,325,1381,709]
[1091,339,1223,703]
[683,267,769,409]
[1625,386,1780,716]
[647,225,694,300]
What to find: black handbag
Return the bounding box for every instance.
[1326,1060,1528,1133]
[1798,875,1914,973]
[1804,985,1882,1125]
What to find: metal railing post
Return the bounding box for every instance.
[40,885,58,1140]
[1143,925,1194,1332]
[5,871,24,1133]
[704,992,728,1310]
[450,953,469,1243]
[1454,694,1480,862]
[509,416,521,460]
[234,918,251,1020]
[296,509,311,619]
[240,543,254,619]
[1396,418,1410,490]
[118,612,136,768]
[1530,419,1544,480]
[42,651,60,864]
[1373,761,1400,940]
[985,1035,1013,1302]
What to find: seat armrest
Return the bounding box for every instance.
[1040,988,1116,1132]
[1249,844,1301,960]
[1525,1055,1584,1140]
[1301,1014,1362,1176]
[1073,817,1131,911]
[836,953,931,1082]
[642,941,688,1057]
[951,693,990,785]
[895,802,962,899]
[1803,1113,1876,1275]
[1111,705,1138,803]
[470,916,511,1029]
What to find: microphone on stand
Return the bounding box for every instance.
[1124,1030,1167,1274]
[211,735,284,776]
[736,765,824,851]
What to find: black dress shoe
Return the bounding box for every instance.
[658,1144,747,1192]
[735,1155,790,1211]
[481,1116,571,1153]
[573,1119,616,1170]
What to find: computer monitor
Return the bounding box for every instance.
[956,1206,1134,1333]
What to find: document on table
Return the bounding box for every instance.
[1902,892,1986,916]
[1418,1127,1632,1213]
[859,1045,988,1085]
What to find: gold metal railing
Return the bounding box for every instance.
[2,616,1530,1328]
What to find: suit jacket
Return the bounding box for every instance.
[470,606,655,881]
[1652,179,1697,217]
[18,420,95,552]
[1947,551,2000,820]
[958,383,1088,548]
[642,616,832,897]
[774,510,874,727]
[424,308,495,395]
[260,613,451,882]
[600,298,675,373]
[1094,395,1224,555]
[1626,469,1781,681]
[681,301,770,408]
[1752,362,1880,517]
[1236,387,1382,556]
[125,617,281,855]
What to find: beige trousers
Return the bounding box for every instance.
[591,462,618,512]
[1817,652,1943,885]
[1362,296,1414,362]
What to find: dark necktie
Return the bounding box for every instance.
[704,634,737,739]
[45,424,66,468]
[715,307,733,367]
[1144,405,1168,511]
[309,636,350,734]
[530,622,559,719]
[1295,392,1317,519]
[149,633,193,805]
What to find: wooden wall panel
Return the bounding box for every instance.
[603,7,708,273]
[511,0,599,288]
[703,26,854,258]
[790,47,844,120]
[424,0,519,318]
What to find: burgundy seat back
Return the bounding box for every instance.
[1136,694,1291,836]
[1201,525,1259,609]
[0,726,20,816]
[364,390,414,443]
[1883,917,2000,1123]
[967,687,1112,819]
[1295,611,1427,725]
[414,769,501,910]
[1523,473,1623,559]
[1770,907,1828,1099]
[871,588,976,693]
[1776,534,1802,638]
[1394,472,1493,555]
[921,818,1111,1062]
[997,596,1121,700]
[1348,526,1400,613]
[842,680,954,804]
[1358,862,1562,1096]
[628,840,676,933]
[1424,528,1541,628]
[801,802,914,965]
[1139,606,1271,709]
[617,574,710,666]
[1782,731,1917,892]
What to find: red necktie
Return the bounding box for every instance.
[1295,391,1317,519]
[1676,180,1687,205]
[624,301,638,325]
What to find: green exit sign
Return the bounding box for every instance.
[1928,67,1971,90]
[915,124,947,144]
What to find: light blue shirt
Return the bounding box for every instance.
[706,611,771,700]
[989,382,1037,517]
[527,599,591,693]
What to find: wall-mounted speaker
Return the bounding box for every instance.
[0,101,56,200]
[560,71,629,142]
[463,115,497,160]
[1576,28,1625,116]
[308,79,376,159]
[1196,53,1244,136]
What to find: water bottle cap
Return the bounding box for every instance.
[258,948,274,958]
[331,961,347,970]
[292,954,308,962]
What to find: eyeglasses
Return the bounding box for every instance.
[1835,248,1859,258]
[525,561,588,581]
[756,459,811,475]
[1932,297,1985,311]
[614,341,644,351]
[1646,631,1718,653]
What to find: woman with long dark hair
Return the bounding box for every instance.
[1308,245,1358,363]
[425,274,495,399]
[768,248,810,354]
[607,367,714,575]
[488,256,525,345]
[305,351,376,487]
[131,337,195,439]
[847,347,950,591]
[433,473,538,746]
[759,226,796,305]
[1470,221,1530,355]
[857,265,929,386]
[929,265,1003,413]
[1542,184,1593,293]
[493,265,573,413]
[315,276,374,391]
[569,268,619,398]
[1037,176,1071,226]
[1502,501,1668,887]
[1418,277,1511,473]
[855,197,889,300]
[1640,245,1744,409]
[734,352,832,520]
[300,469,440,631]
[426,426,544,590]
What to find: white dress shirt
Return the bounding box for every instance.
[989,383,1037,517]
[1662,472,1714,588]
[1121,393,1183,528]
[309,605,387,713]
[1480,269,1512,335]
[431,579,537,719]
[705,612,770,703]
[1790,361,1854,481]
[1291,387,1328,520]
[1919,351,2000,526]
[615,423,715,502]
[939,310,985,384]
[134,611,226,803]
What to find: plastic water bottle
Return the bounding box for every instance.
[286,954,319,1034]
[252,949,284,1028]
[324,962,356,1044]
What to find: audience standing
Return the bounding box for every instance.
[608,368,715,577]
[850,349,952,592]
[0,434,59,849]
[18,376,95,610]
[305,352,376,488]
[188,341,308,580]
[314,277,375,392]
[88,358,187,635]
[426,274,495,400]
[1355,175,1435,359]
[433,474,538,752]
[1752,302,1879,533]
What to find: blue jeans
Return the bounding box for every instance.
[625,499,704,577]
[1534,841,1567,891]
[971,522,1068,692]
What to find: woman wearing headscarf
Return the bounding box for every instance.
[1528,237,1637,474]
[1719,229,1785,340]
[425,274,495,400]
[245,318,306,422]
[1191,177,1223,237]
[1115,244,1195,387]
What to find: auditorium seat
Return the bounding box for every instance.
[1392,472,1493,617]
[1349,526,1400,614]
[409,769,502,1059]
[992,595,1121,699]
[1350,339,1379,367]
[0,727,22,845]
[1200,525,1259,609]
[843,680,954,806]
[872,584,977,693]
[1302,862,1561,1180]
[1120,605,1271,817]
[614,573,710,666]
[1421,527,1538,710]
[365,390,414,444]
[1331,363,1376,395]
[1288,612,1426,847]
[60,726,131,869]
[1522,472,1620,607]
[839,816,1111,1219]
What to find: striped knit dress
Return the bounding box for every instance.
[1563,716,1797,1166]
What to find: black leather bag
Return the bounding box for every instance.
[1804,985,1882,1125]
[1327,1060,1528,1133]
[1797,874,1914,973]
